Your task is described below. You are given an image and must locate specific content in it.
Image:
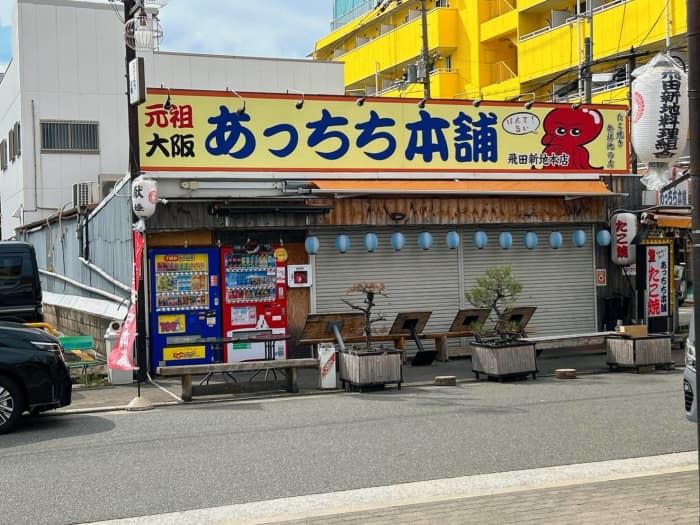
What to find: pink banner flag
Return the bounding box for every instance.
[108,231,144,371]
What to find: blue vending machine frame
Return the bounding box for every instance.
[149,247,221,372]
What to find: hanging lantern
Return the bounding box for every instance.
[596,229,612,247]
[524,231,538,250]
[473,231,487,250]
[499,232,512,250]
[418,231,433,250]
[304,236,319,255]
[335,234,350,253]
[364,232,378,252]
[631,52,689,190]
[131,176,158,218]
[610,212,637,265]
[391,232,405,251]
[446,231,460,250]
[573,229,587,247]
[549,231,563,249]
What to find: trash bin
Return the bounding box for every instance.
[105,320,133,385]
[318,343,336,389]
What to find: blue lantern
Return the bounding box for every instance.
[446,231,460,250]
[499,232,512,250]
[549,231,563,249]
[418,231,433,250]
[524,231,538,250]
[573,229,587,247]
[304,236,320,255]
[596,229,612,246]
[391,232,405,251]
[473,231,487,250]
[364,232,378,252]
[335,234,350,253]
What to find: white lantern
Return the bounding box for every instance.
[631,53,689,190]
[610,212,637,265]
[131,176,158,218]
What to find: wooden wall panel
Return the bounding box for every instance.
[283,242,311,358]
[313,197,606,226]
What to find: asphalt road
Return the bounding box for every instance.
[1,371,696,524]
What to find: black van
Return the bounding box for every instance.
[0,242,43,323]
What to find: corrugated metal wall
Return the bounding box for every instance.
[26,181,133,301]
[311,225,596,351]
[462,226,596,336]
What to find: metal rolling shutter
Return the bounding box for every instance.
[462,225,596,336]
[313,228,461,351]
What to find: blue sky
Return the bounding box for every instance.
[0,1,333,71]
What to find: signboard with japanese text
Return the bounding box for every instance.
[138,88,630,174]
[644,242,672,318]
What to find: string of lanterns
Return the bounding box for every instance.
[305,229,613,255]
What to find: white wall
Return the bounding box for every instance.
[0,0,344,239]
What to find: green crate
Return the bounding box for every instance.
[58,335,94,351]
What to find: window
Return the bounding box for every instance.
[40,121,99,153]
[0,139,7,171]
[12,122,20,159]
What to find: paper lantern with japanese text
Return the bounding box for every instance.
[131,176,158,218]
[610,213,637,265]
[631,53,689,190]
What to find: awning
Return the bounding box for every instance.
[308,179,619,197]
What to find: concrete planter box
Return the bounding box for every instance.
[338,349,403,391]
[470,341,538,380]
[606,335,673,370]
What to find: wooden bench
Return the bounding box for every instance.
[518,331,618,356]
[420,308,492,362]
[156,358,319,401]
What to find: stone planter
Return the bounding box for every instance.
[470,341,537,380]
[338,349,403,391]
[606,335,673,370]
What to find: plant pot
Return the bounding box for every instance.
[470,341,537,380]
[606,335,673,370]
[338,349,403,391]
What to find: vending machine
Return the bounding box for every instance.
[148,248,221,371]
[220,244,287,362]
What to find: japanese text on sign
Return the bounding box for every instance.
[138,90,630,173]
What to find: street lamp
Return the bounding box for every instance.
[122,0,163,386]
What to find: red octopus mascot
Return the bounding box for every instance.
[540,106,603,170]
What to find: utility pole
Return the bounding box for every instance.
[419,0,431,99]
[582,0,593,103]
[124,0,148,382]
[686,0,700,506]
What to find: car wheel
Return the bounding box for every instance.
[0,376,24,434]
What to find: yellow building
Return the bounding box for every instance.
[314,0,688,106]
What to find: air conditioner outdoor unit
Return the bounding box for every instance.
[72,182,92,208]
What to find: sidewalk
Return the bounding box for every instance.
[92,453,700,524]
[58,344,687,414]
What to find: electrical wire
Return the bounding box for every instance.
[637,0,669,49]
[615,0,629,55]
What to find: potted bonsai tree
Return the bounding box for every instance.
[464,265,538,381]
[338,282,403,391]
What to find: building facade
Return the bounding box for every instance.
[315,0,687,105]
